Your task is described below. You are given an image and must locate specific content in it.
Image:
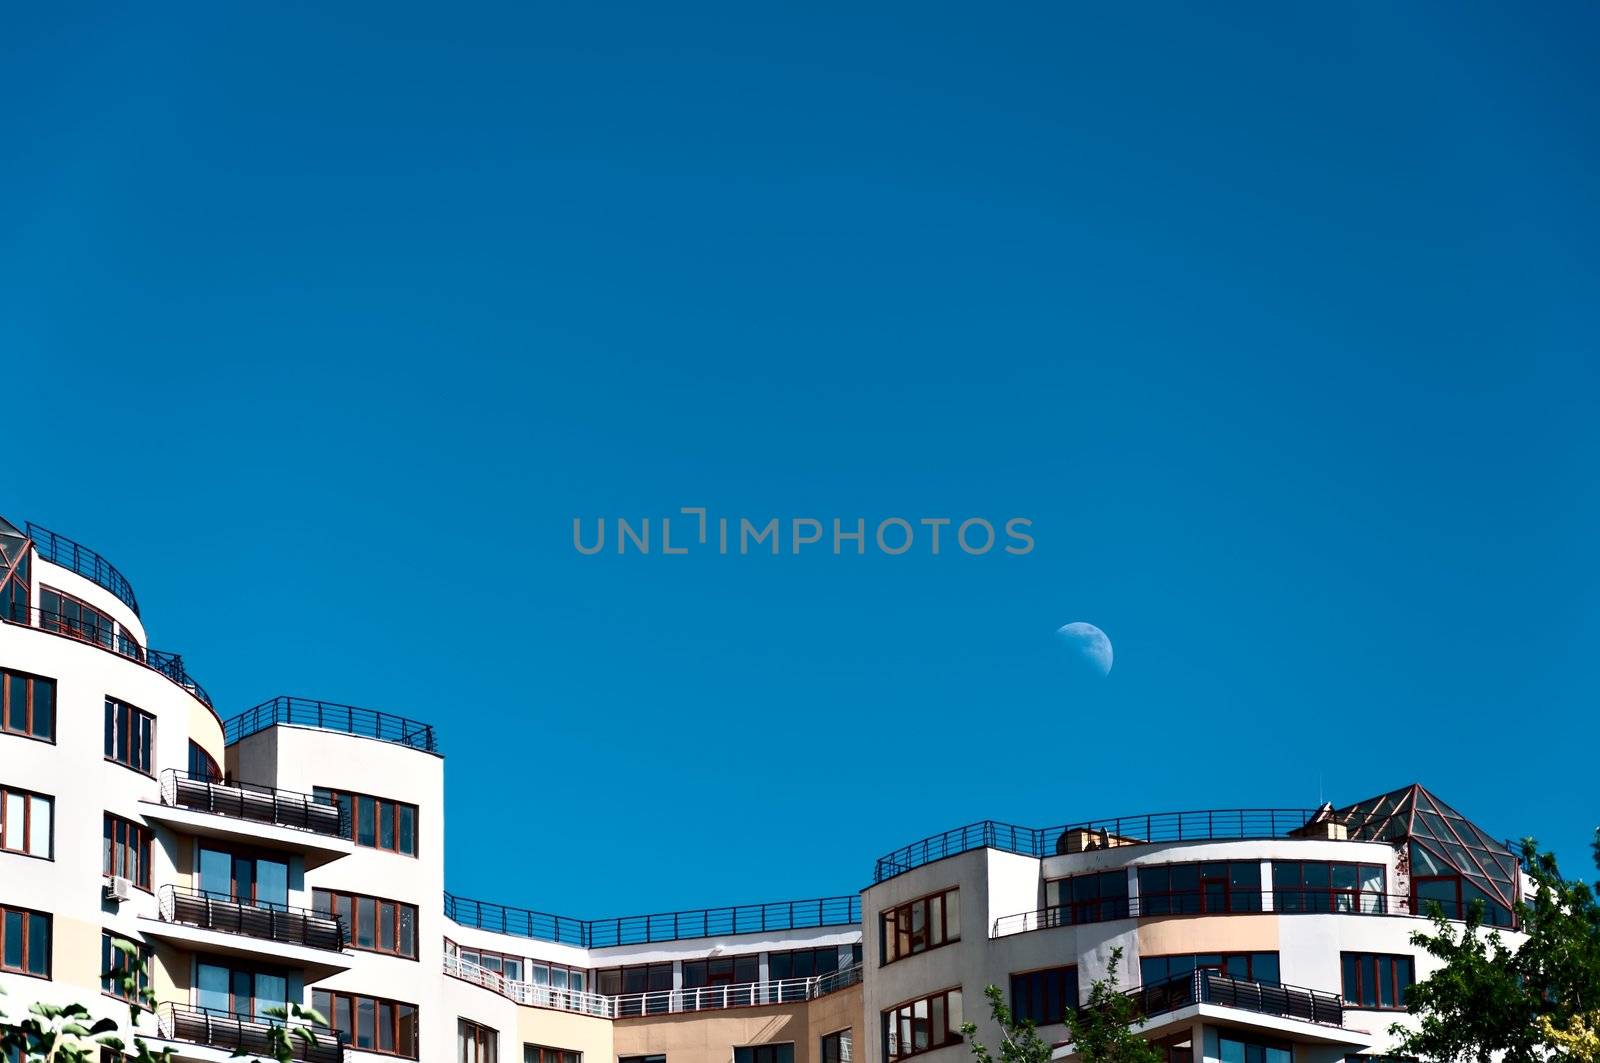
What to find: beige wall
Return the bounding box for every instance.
[1136,914,1280,956]
[517,1005,619,1062]
[613,985,864,1063]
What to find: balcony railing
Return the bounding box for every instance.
[993,891,1407,936]
[159,885,347,951]
[26,521,140,615]
[875,809,1370,882]
[226,696,439,753]
[444,954,864,1018]
[159,769,347,837]
[443,892,861,947]
[3,605,212,708]
[156,1002,342,1063]
[1121,970,1344,1028]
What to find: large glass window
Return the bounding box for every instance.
[597,962,673,1016]
[101,931,149,1001]
[1045,870,1129,925]
[39,587,116,651]
[1010,966,1079,1026]
[1340,953,1414,1010]
[315,889,417,957]
[459,1019,498,1063]
[103,815,152,889]
[0,786,52,858]
[1,669,54,741]
[195,961,287,1021]
[1272,861,1386,914]
[681,953,760,1008]
[880,888,960,965]
[104,698,155,775]
[1207,1030,1291,1063]
[1137,862,1261,915]
[1141,953,1279,986]
[0,905,50,977]
[735,1046,793,1063]
[313,989,418,1058]
[197,847,289,908]
[882,989,962,1062]
[525,1046,580,1063]
[821,1031,853,1063]
[314,787,417,856]
[1409,843,1514,926]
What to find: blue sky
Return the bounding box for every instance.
[3,3,1596,913]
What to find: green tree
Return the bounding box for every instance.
[1393,835,1600,1063]
[963,947,1161,1063]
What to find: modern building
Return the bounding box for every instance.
[0,516,1531,1063]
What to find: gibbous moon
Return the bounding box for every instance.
[1057,621,1113,676]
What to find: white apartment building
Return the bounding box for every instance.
[0,516,1530,1063]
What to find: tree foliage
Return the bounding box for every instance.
[963,947,1161,1063]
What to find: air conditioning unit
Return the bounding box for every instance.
[104,876,134,903]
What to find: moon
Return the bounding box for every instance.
[1057,621,1113,677]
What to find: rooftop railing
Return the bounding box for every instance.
[26,521,141,616]
[443,892,861,947]
[3,605,211,708]
[155,1002,342,1063]
[226,696,439,753]
[159,884,347,951]
[875,809,1361,882]
[1121,970,1344,1028]
[159,769,348,837]
[444,953,864,1018]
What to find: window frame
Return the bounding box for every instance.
[879,887,961,966]
[1340,952,1414,1011]
[313,787,418,856]
[0,904,52,978]
[458,1018,498,1063]
[101,931,150,1002]
[1009,965,1079,1027]
[734,1045,794,1063]
[103,814,153,891]
[820,1030,853,1063]
[313,988,419,1058]
[1271,861,1387,914]
[524,1045,581,1063]
[881,987,963,1063]
[1136,861,1263,916]
[104,698,156,776]
[1044,870,1129,925]
[315,888,418,959]
[1,668,56,743]
[0,785,53,859]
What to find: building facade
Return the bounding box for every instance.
[0,517,1529,1063]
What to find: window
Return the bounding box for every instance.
[1,668,54,741]
[1045,870,1128,925]
[525,1046,580,1063]
[313,990,418,1058]
[459,1018,497,1063]
[1207,1031,1290,1063]
[101,932,149,1002]
[0,905,51,977]
[769,945,843,979]
[821,1031,853,1063]
[1010,966,1078,1026]
[882,989,962,1062]
[880,887,960,965]
[1341,953,1414,1010]
[39,586,116,651]
[735,1046,794,1063]
[104,698,155,774]
[680,953,760,1008]
[197,847,289,908]
[188,741,222,782]
[0,548,27,624]
[314,787,417,855]
[1140,953,1279,986]
[315,889,417,958]
[103,815,152,890]
[196,961,287,1021]
[597,963,673,1015]
[1409,841,1514,926]
[525,959,586,994]
[0,786,52,858]
[1137,862,1262,915]
[619,1057,665,1063]
[1272,861,1386,914]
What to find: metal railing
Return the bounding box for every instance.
[2,605,212,708]
[443,892,861,947]
[444,954,864,1018]
[875,809,1371,882]
[993,890,1410,936]
[159,769,348,837]
[26,521,140,616]
[1121,970,1344,1027]
[155,1002,342,1062]
[226,696,439,753]
[159,885,346,951]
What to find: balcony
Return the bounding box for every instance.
[142,886,352,980]
[993,891,1412,936]
[139,771,352,868]
[444,953,865,1019]
[443,891,861,947]
[155,1002,342,1063]
[26,521,140,615]
[227,696,439,753]
[2,604,211,709]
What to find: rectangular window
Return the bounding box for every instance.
[882,989,962,1062]
[1211,1032,1291,1063]
[880,887,960,965]
[195,961,288,1021]
[314,889,417,958]
[459,1018,498,1063]
[597,962,674,1016]
[734,1046,794,1063]
[313,990,418,1058]
[102,815,152,889]
[0,905,51,977]
[101,931,149,1001]
[314,787,417,855]
[521,957,585,994]
[1340,953,1414,1010]
[1140,953,1279,986]
[1273,861,1386,914]
[1137,862,1262,915]
[104,699,155,775]
[821,1031,853,1063]
[1,668,55,741]
[680,953,761,1008]
[1010,966,1079,1026]
[0,786,52,858]
[524,1046,581,1063]
[452,942,528,982]
[1044,870,1129,925]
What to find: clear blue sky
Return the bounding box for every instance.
[4,3,1596,913]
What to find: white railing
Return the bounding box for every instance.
[444,954,864,1018]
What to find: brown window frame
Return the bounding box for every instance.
[101,930,150,1002]
[820,1030,852,1063]
[0,903,52,978]
[596,962,673,1016]
[881,987,962,1062]
[1272,861,1387,914]
[879,887,960,966]
[0,785,53,859]
[1009,965,1079,1027]
[524,1044,581,1063]
[104,698,155,776]
[313,989,419,1059]
[39,585,117,650]
[315,888,418,959]
[103,814,153,891]
[314,787,418,856]
[459,1018,498,1063]
[1,668,56,742]
[1340,952,1414,1011]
